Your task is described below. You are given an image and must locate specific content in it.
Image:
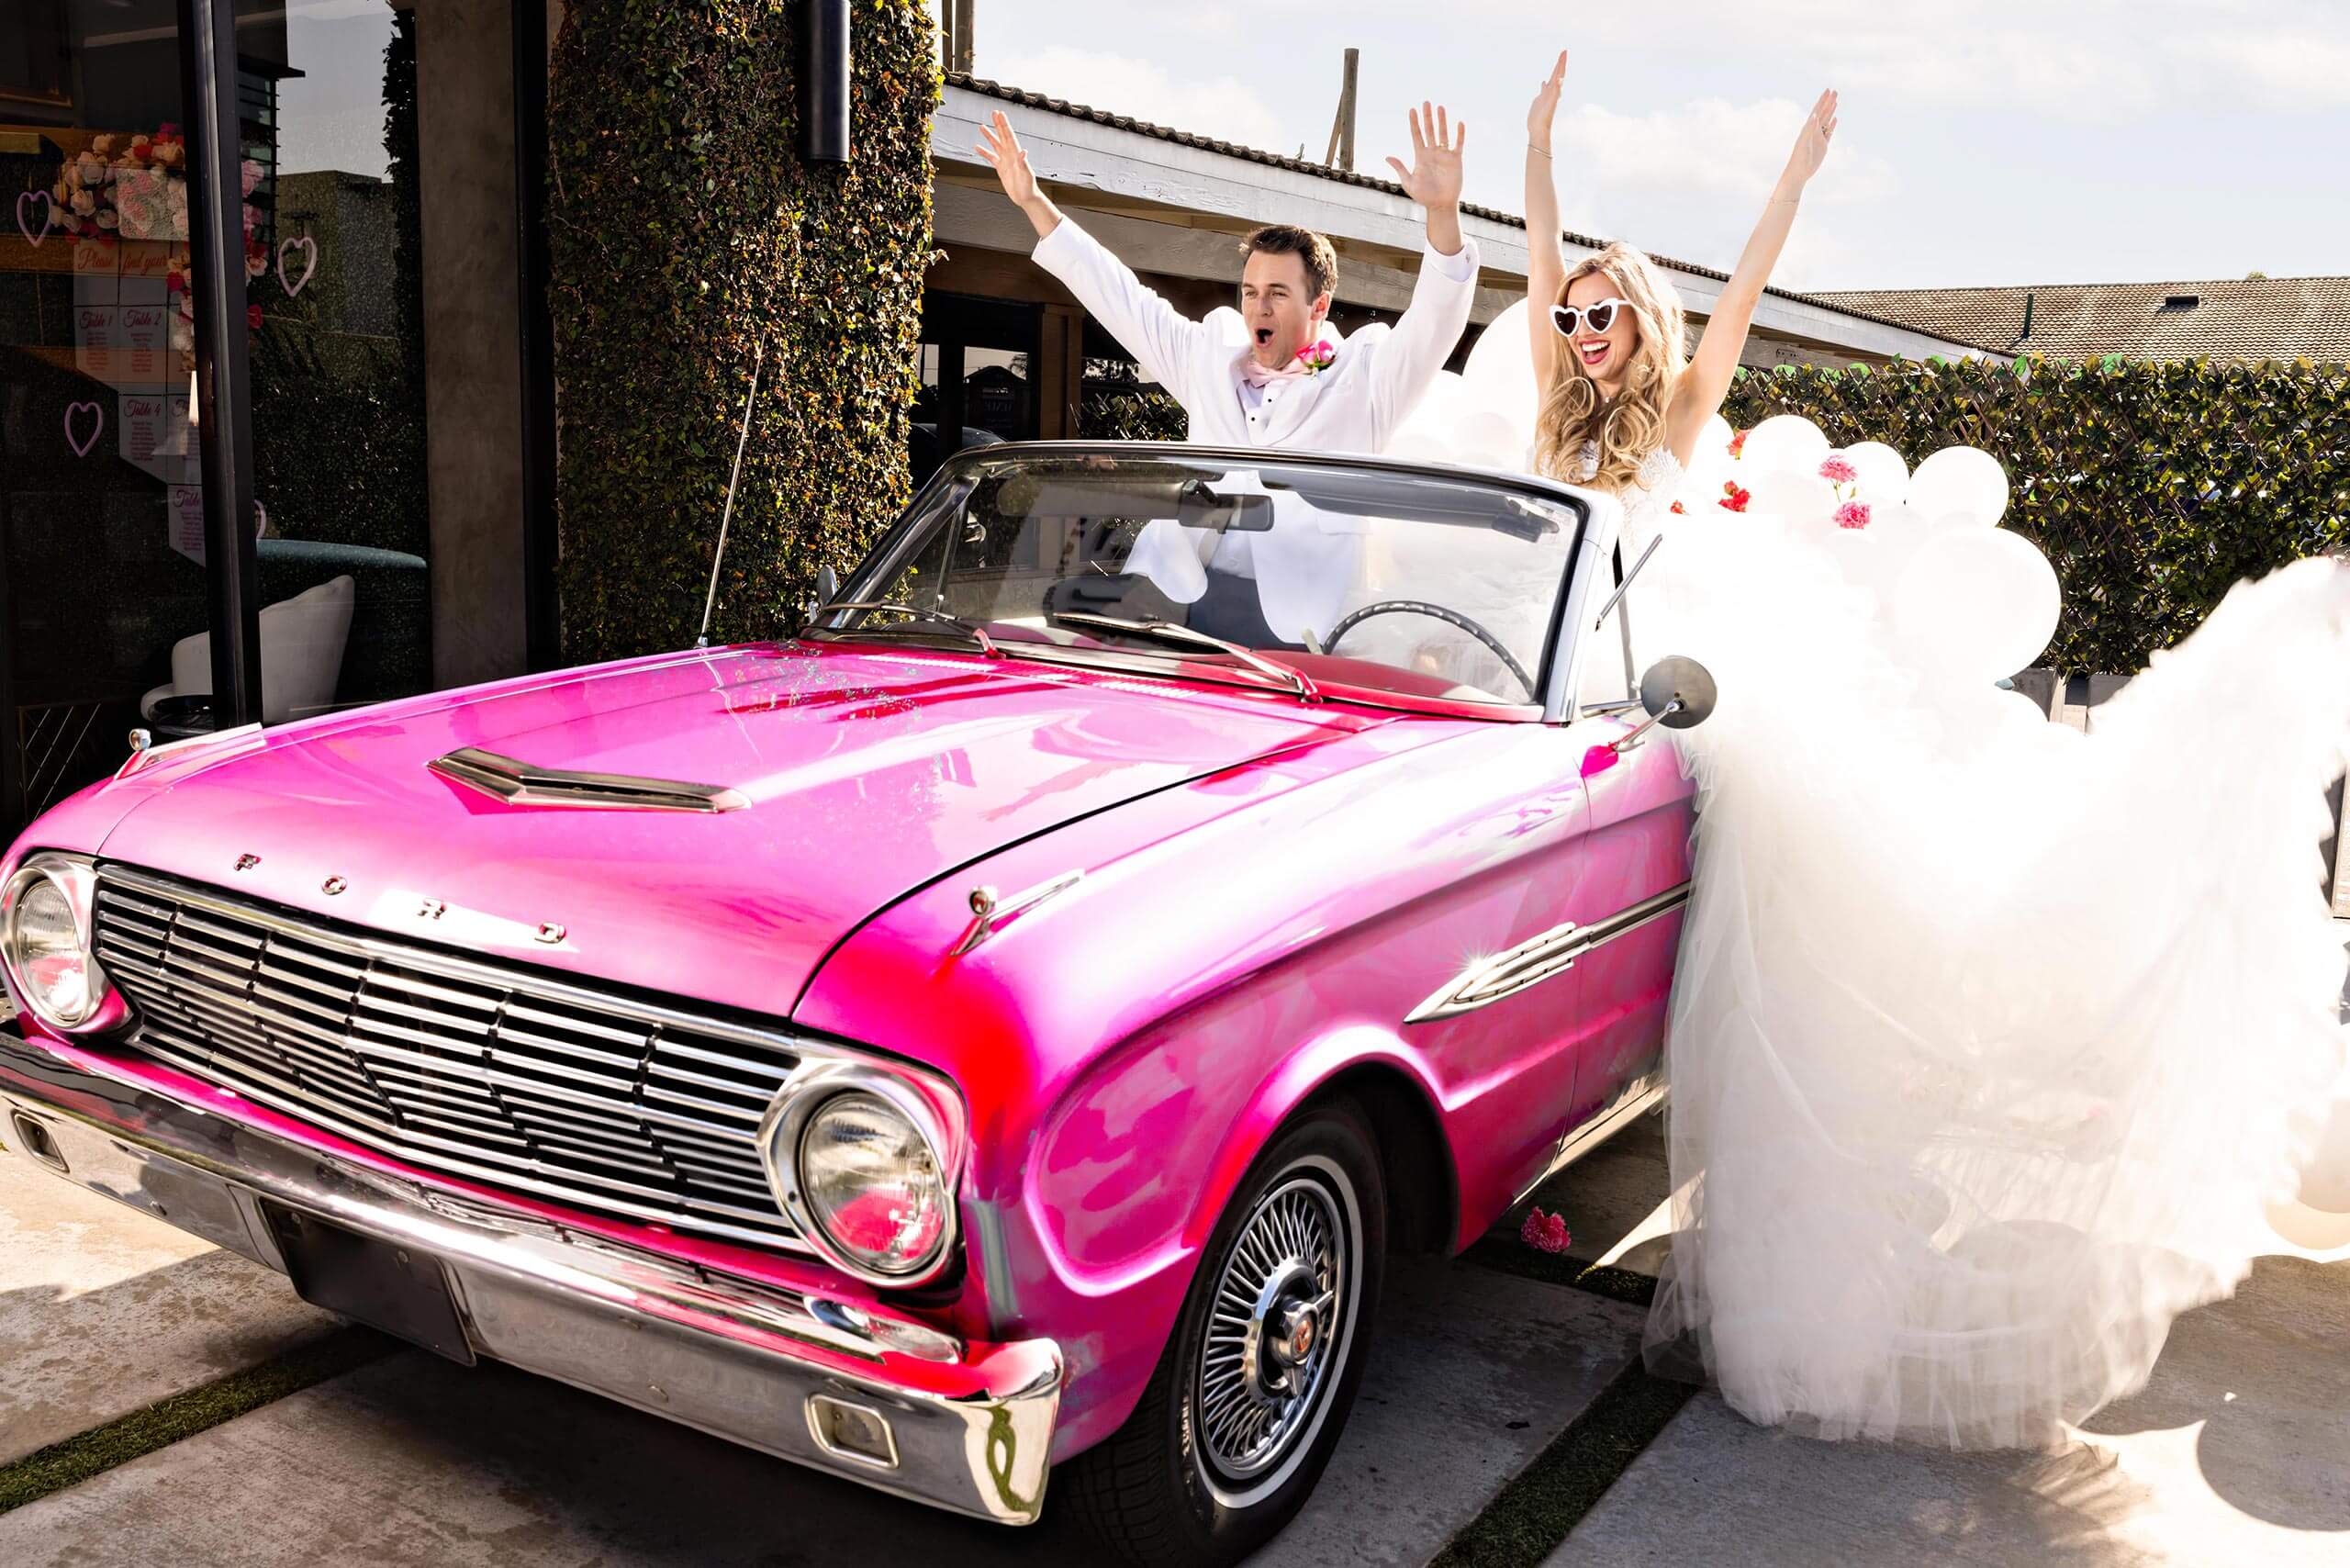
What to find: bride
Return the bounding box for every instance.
[1505,50,2350,1446]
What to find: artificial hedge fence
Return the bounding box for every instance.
[548,0,939,662]
[1725,354,2350,676]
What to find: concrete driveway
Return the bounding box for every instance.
[3,1114,2344,1565]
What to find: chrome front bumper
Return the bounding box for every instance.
[0,1035,1061,1525]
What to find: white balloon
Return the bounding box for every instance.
[1848,501,1929,604]
[1701,414,1736,465]
[1841,441,1910,506]
[1388,428,1460,465]
[1743,465,1837,526]
[1739,415,1832,478]
[2296,1092,2350,1214]
[1451,409,1521,470]
[1890,527,2063,684]
[1908,446,2011,527]
[1395,370,1472,442]
[1462,300,1541,431]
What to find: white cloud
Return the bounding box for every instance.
[1546,97,1897,290]
[976,44,1299,154]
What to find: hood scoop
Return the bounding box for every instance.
[429,747,749,813]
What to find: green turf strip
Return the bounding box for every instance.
[1429,1235,1694,1567]
[0,1327,397,1517]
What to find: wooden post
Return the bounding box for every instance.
[1338,49,1358,173]
[939,0,957,72]
[1324,49,1359,172]
[952,0,975,75]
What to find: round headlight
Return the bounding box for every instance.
[2,858,110,1030]
[796,1091,950,1280]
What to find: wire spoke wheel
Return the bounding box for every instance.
[1192,1166,1356,1499]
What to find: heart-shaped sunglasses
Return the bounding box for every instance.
[1550,297,1629,337]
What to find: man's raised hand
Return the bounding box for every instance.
[977,110,1062,238]
[1384,102,1466,254]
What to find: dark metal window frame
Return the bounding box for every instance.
[162,0,561,723]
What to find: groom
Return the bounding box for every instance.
[976,105,1480,644]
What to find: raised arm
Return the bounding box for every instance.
[1523,51,1570,391]
[977,109,1206,390]
[1370,104,1481,439]
[1667,89,1838,463]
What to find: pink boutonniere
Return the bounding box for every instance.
[1293,340,1337,375]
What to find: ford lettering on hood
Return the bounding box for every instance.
[89,642,1386,1015]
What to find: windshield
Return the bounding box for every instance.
[827,449,1588,708]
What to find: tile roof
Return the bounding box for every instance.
[1812,276,2350,364]
[946,73,1998,354]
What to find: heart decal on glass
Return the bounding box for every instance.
[277,235,317,297]
[16,190,53,248]
[64,400,104,458]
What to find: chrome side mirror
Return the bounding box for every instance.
[801,564,840,623]
[1638,655,1717,730]
[1582,655,1717,778]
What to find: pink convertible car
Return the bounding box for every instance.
[0,445,1700,1565]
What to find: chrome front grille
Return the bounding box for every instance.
[89,866,808,1253]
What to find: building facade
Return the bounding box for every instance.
[0,9,1985,828]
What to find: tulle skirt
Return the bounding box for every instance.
[1635,502,2350,1446]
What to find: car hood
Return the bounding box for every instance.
[93,644,1387,1016]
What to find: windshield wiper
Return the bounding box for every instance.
[811,601,1002,658]
[1051,610,1318,702]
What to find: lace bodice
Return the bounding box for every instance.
[1576,441,1687,555]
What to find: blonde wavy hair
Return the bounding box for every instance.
[1531,242,1687,496]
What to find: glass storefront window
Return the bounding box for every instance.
[237,0,431,731]
[0,1,442,827]
[1,1,197,823]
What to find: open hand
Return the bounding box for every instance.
[975,110,1040,207]
[1384,102,1465,214]
[1527,51,1568,150]
[1782,89,1838,189]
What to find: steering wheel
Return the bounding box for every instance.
[1324,600,1538,700]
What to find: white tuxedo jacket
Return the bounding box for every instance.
[1032,217,1480,454]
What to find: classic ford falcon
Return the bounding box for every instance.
[0,444,1701,1565]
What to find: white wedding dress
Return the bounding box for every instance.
[1590,445,2350,1446]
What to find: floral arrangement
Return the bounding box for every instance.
[53,129,269,348]
[1820,453,1871,529]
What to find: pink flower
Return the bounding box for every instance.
[1292,340,1337,375]
[1727,428,1748,458]
[1519,1206,1572,1254]
[1818,454,1858,486]
[1720,481,1751,513]
[1834,500,1872,530]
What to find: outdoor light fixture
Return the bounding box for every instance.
[801,0,851,164]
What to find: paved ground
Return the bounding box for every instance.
[6,1110,2344,1565]
[0,1128,1666,1566]
[1550,1251,2350,1567]
[0,1148,334,1465]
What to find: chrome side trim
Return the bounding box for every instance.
[429,747,751,813]
[1513,1073,1667,1205]
[1404,881,1691,1025]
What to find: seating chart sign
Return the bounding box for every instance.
[169,483,206,565]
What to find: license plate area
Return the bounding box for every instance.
[263,1202,475,1364]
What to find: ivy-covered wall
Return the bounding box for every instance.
[547,0,939,661]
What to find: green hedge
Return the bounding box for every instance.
[548,0,938,661]
[1725,355,2350,675]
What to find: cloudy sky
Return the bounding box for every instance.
[939,0,2349,291]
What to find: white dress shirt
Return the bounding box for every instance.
[1031,217,1482,639]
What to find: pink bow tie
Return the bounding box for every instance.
[1238,340,1336,388]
